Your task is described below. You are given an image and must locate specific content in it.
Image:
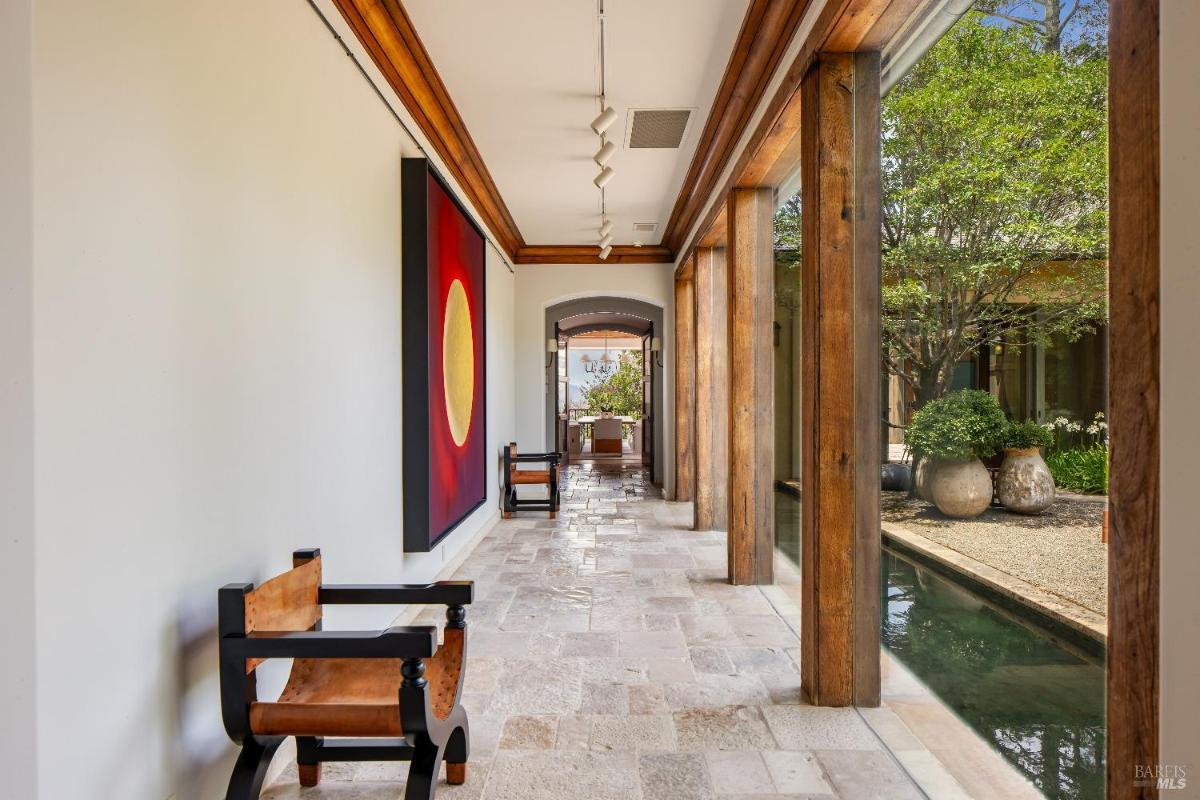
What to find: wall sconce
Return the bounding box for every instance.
[546,338,558,368]
[650,336,663,368]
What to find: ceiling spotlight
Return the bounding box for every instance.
[598,245,614,261]
[599,234,613,249]
[599,219,613,237]
[591,106,618,135]
[593,141,617,166]
[593,166,615,188]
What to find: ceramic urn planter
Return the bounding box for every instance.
[913,456,938,502]
[997,447,1056,514]
[930,457,993,518]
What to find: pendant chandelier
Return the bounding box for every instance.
[581,337,617,376]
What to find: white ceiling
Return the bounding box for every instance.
[403,0,749,247]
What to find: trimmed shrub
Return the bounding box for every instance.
[1002,419,1055,450]
[906,390,1006,462]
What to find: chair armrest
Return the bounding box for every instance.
[222,626,438,659]
[509,452,562,464]
[318,580,474,606]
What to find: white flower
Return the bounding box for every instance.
[1094,411,1105,420]
[1067,422,1082,433]
[1041,422,1055,431]
[1098,421,1108,430]
[1055,416,1069,428]
[1087,424,1100,435]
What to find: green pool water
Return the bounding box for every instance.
[882,548,1105,800]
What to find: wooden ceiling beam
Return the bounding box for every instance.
[660,0,814,255]
[514,246,674,265]
[672,0,938,269]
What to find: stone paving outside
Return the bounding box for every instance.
[263,461,927,800]
[880,492,1107,616]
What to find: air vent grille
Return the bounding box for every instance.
[632,222,658,233]
[628,109,692,149]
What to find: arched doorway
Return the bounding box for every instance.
[544,296,665,485]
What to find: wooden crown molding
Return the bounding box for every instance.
[335,0,923,267]
[514,246,674,265]
[332,0,525,257]
[333,0,680,265]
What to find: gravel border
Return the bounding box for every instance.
[881,493,1107,616]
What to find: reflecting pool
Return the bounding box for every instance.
[883,548,1105,800]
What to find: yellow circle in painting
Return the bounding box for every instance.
[442,278,475,447]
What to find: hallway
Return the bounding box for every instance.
[264,462,922,799]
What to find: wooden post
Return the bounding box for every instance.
[1107,1,1159,796]
[726,188,775,585]
[800,51,881,707]
[693,247,729,531]
[675,272,696,501]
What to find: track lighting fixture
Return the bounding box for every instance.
[594,166,615,188]
[593,140,617,167]
[599,219,613,237]
[590,106,618,135]
[598,245,613,261]
[598,234,613,249]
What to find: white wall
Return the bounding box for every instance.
[513,262,677,494]
[27,1,514,797]
[1159,1,1200,788]
[1,2,37,798]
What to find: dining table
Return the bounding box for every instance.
[573,415,637,442]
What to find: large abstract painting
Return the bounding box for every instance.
[401,159,487,552]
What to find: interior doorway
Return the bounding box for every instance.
[544,297,664,485]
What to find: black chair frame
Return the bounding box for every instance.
[502,446,563,517]
[218,548,474,800]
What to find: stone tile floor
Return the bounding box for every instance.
[263,461,925,800]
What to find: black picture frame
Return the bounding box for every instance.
[400,158,488,553]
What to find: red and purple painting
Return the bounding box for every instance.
[402,159,487,552]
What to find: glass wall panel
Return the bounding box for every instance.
[773,198,802,569]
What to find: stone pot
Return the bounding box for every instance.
[881,462,912,492]
[930,457,993,518]
[997,447,1056,514]
[913,456,938,502]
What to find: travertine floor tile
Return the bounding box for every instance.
[498,715,558,750]
[705,751,774,794]
[673,706,777,751]
[762,750,834,794]
[815,749,924,800]
[261,462,930,800]
[638,753,716,800]
[761,706,881,751]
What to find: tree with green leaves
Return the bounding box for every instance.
[880,11,1108,408]
[582,351,644,419]
[976,0,1108,54]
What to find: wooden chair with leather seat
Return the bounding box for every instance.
[218,548,473,800]
[592,417,624,454]
[502,442,562,518]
